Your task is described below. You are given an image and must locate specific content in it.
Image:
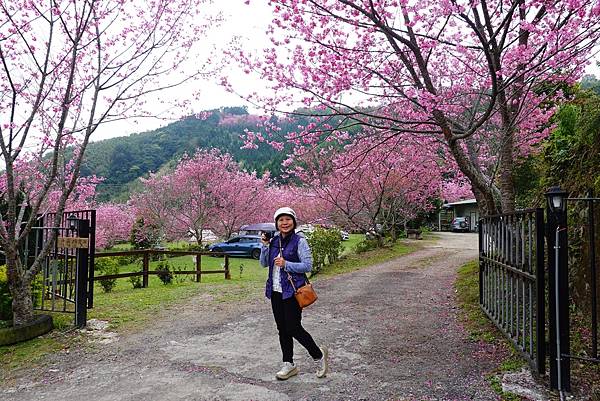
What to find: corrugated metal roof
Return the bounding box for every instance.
[444,198,477,207]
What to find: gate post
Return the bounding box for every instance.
[75,219,90,328]
[546,187,571,393]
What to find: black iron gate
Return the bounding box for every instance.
[561,191,600,377]
[479,189,600,394]
[31,210,96,327]
[478,208,546,374]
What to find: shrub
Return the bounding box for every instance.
[306,227,343,274]
[116,255,138,266]
[171,265,191,284]
[353,239,379,254]
[31,273,44,308]
[187,243,205,251]
[95,257,120,293]
[0,265,11,321]
[129,271,143,289]
[156,260,173,285]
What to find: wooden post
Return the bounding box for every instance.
[142,251,149,288]
[195,253,201,283]
[224,255,230,279]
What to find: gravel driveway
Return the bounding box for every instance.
[1,232,501,401]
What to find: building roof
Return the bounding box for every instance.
[444,198,477,207]
[239,223,276,231]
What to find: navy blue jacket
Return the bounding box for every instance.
[260,232,312,300]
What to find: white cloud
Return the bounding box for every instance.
[93,1,274,141]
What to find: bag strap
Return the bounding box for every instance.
[286,270,297,292]
[286,269,310,291]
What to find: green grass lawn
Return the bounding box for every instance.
[1,234,417,377]
[319,234,416,276]
[340,233,362,256]
[90,252,266,326]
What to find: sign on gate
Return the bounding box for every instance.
[57,236,89,249]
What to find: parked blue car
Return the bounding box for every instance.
[208,235,263,259]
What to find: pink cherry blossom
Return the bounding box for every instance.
[233,0,600,216]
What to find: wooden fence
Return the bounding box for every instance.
[94,249,230,287]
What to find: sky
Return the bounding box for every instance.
[93,1,274,142]
[93,1,600,142]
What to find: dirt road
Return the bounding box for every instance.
[1,232,502,401]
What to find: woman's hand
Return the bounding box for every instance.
[274,256,286,268]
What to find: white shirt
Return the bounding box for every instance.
[272,263,283,293]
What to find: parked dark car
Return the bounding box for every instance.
[238,223,277,238]
[451,217,470,232]
[208,235,263,259]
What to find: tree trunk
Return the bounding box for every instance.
[4,245,35,326]
[434,110,503,215]
[9,275,34,326]
[472,186,500,217]
[497,126,516,213]
[376,233,385,247]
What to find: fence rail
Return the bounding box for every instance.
[479,208,545,374]
[94,249,231,285]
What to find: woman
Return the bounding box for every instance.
[260,206,329,380]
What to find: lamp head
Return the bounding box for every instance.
[67,214,78,231]
[545,186,567,214]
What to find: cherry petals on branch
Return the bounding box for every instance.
[233,0,600,215]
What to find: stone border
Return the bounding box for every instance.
[0,315,53,346]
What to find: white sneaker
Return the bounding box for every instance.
[316,346,328,378]
[275,362,298,380]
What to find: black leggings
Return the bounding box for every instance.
[271,291,323,363]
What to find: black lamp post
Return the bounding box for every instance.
[545,186,570,396]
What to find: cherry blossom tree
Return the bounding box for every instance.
[133,149,271,244]
[441,176,474,203]
[95,203,136,250]
[237,0,600,215]
[1,0,217,325]
[211,170,271,239]
[266,185,332,226]
[294,135,441,242]
[1,156,101,215]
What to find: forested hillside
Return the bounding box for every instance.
[80,73,600,203]
[82,107,294,201]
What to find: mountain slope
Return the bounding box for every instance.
[82,108,290,201]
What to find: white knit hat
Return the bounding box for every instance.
[274,207,297,229]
